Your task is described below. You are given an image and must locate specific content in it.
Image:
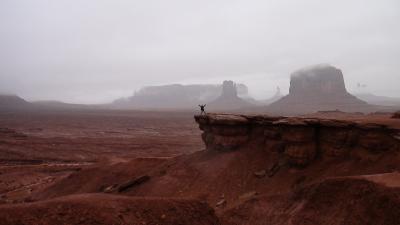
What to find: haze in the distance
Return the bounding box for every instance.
[0,0,399,104]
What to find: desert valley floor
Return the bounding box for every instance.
[0,109,400,225]
[0,110,203,203]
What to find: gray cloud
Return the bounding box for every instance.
[0,0,399,103]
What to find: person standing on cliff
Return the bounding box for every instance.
[199,104,206,115]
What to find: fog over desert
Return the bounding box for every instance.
[1,1,400,225]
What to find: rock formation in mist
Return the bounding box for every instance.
[207,81,254,111]
[289,65,347,96]
[0,94,31,110]
[264,86,283,105]
[267,64,372,114]
[111,83,251,110]
[355,93,400,107]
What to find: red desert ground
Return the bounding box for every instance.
[1,65,400,225]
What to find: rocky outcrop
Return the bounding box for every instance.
[268,64,373,114]
[393,112,400,119]
[207,81,254,111]
[195,113,400,167]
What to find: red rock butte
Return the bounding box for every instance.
[268,64,375,114]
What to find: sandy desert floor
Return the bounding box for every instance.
[0,109,203,204]
[1,109,400,225]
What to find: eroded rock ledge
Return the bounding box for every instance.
[195,113,400,167]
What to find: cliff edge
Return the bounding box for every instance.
[195,113,400,167]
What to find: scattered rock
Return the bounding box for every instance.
[117,175,150,193]
[238,191,258,201]
[216,194,227,208]
[216,199,227,208]
[268,163,281,177]
[103,184,118,193]
[254,170,266,178]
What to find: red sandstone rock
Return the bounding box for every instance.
[195,113,400,166]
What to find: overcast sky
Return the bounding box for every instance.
[0,0,399,103]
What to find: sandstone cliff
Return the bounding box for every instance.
[195,113,400,167]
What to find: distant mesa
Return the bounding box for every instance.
[355,93,400,107]
[111,82,253,110]
[289,64,348,96]
[0,94,31,110]
[0,94,29,105]
[207,80,254,111]
[0,94,97,111]
[268,64,373,114]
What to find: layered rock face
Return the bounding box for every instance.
[268,65,371,114]
[195,113,400,167]
[207,81,254,111]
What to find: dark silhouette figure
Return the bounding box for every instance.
[199,104,206,115]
